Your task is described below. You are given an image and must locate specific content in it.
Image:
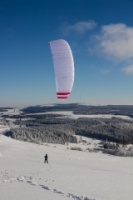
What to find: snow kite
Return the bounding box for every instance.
[49,39,74,100]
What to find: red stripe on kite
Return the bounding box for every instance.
[57,92,70,95]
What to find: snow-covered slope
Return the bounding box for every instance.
[44,111,133,120]
[0,132,133,200]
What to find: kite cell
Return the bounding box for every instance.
[49,39,74,99]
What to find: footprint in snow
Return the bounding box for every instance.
[53,189,64,195]
[67,193,95,200]
[27,180,37,186]
[17,176,25,182]
[39,184,50,190]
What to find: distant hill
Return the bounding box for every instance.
[1,104,133,145]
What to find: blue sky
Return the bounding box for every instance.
[0,0,133,107]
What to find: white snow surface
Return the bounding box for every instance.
[0,128,133,200]
[34,111,133,120]
[0,108,21,116]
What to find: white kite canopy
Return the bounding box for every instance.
[49,39,74,100]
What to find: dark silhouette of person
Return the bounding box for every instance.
[44,154,48,163]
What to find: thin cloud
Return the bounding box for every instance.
[122,65,133,75]
[99,68,109,75]
[63,20,96,34]
[91,23,133,61]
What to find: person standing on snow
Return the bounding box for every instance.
[44,154,48,163]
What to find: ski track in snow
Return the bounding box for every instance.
[0,169,94,200]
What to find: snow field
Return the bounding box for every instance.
[0,133,133,200]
